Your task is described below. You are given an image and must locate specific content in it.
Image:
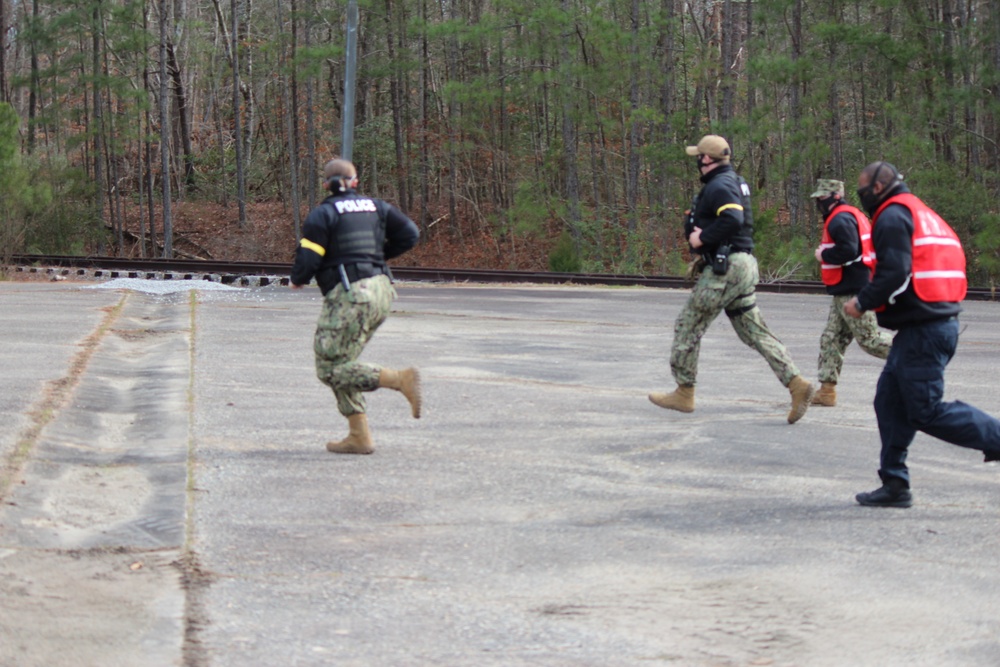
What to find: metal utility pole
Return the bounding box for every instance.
[341,0,358,161]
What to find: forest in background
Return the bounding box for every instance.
[1,0,999,284]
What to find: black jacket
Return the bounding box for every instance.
[688,164,754,256]
[821,209,870,296]
[290,189,420,294]
[855,184,962,329]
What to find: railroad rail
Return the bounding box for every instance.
[9,253,1000,301]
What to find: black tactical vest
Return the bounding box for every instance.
[322,194,387,267]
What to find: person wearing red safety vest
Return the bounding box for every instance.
[809,178,892,408]
[844,161,1000,508]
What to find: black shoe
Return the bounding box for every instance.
[856,483,913,508]
[985,451,1000,463]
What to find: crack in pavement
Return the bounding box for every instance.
[0,290,206,667]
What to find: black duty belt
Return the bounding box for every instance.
[342,262,387,283]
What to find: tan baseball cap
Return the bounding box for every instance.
[685,135,731,160]
[810,179,845,198]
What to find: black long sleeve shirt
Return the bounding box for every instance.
[689,164,754,255]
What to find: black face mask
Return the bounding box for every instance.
[856,162,894,214]
[856,184,879,214]
[816,196,837,216]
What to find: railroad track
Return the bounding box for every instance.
[9,253,1000,301]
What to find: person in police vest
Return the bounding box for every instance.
[844,161,1000,507]
[291,158,421,454]
[649,135,816,424]
[809,178,892,407]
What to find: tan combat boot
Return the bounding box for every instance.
[326,413,374,454]
[811,381,837,407]
[648,385,695,413]
[379,367,422,418]
[787,375,816,424]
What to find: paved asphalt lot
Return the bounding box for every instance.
[1,278,999,667]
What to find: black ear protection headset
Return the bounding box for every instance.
[325,174,353,193]
[872,161,903,190]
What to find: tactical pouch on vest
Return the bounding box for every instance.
[711,244,731,275]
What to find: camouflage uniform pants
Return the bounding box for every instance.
[314,274,397,416]
[817,294,892,384]
[671,252,801,387]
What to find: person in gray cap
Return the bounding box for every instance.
[649,135,816,424]
[809,178,892,407]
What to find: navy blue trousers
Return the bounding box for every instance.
[874,317,1000,485]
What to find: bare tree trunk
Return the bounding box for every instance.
[826,2,843,178]
[277,0,301,237]
[418,0,429,231]
[626,0,640,241]
[27,0,39,153]
[746,0,760,187]
[232,0,246,226]
[143,0,156,254]
[787,0,802,230]
[960,1,978,176]
[304,0,316,210]
[93,1,107,252]
[138,128,147,257]
[110,113,125,253]
[385,0,407,210]
[882,11,893,140]
[656,0,676,252]
[496,32,509,211]
[719,0,735,127]
[990,0,1000,176]
[167,42,196,191]
[0,0,7,102]
[103,43,124,253]
[212,49,229,207]
[159,0,173,257]
[210,0,254,112]
[446,0,459,239]
[242,0,255,163]
[852,1,867,143]
[560,0,580,250]
[290,0,302,201]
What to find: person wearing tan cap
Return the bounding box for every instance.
[809,178,892,407]
[648,135,816,424]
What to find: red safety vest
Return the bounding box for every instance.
[871,193,967,305]
[819,204,874,286]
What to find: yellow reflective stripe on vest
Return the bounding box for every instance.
[300,238,326,256]
[716,203,744,216]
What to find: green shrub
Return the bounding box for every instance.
[0,103,59,260]
[549,231,582,273]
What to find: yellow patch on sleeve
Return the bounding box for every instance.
[300,238,326,256]
[716,203,744,216]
